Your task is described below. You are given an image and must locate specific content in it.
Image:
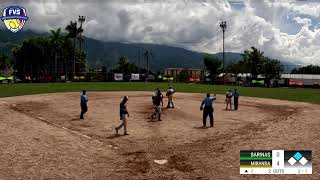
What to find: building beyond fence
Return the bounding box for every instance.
[164,67,205,82]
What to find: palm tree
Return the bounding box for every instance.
[50,28,63,81]
[144,49,153,83]
[118,56,128,74]
[65,21,78,76]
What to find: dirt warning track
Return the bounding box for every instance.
[0,92,319,179]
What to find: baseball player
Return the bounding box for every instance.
[166,86,175,108]
[115,96,130,135]
[225,89,233,110]
[152,88,159,106]
[151,89,164,121]
[200,93,216,127]
[80,90,88,119]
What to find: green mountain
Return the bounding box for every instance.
[83,38,205,70]
[0,30,296,72]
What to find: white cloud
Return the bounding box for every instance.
[0,0,319,65]
[292,4,320,18]
[293,17,312,26]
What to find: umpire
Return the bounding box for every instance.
[233,89,240,111]
[200,93,216,127]
[80,90,88,119]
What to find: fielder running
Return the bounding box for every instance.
[152,89,164,121]
[115,96,130,135]
[80,90,88,119]
[152,88,159,106]
[200,93,216,127]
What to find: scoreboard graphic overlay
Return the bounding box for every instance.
[240,150,312,174]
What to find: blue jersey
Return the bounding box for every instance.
[81,94,88,103]
[201,96,216,107]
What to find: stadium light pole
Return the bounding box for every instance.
[78,15,85,52]
[144,49,152,84]
[138,49,141,75]
[78,15,85,74]
[220,21,227,84]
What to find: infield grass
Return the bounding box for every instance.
[0,82,319,104]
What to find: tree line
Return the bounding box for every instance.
[0,21,86,81]
[203,47,284,85]
[0,53,11,72]
[291,65,320,74]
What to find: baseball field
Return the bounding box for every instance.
[0,82,319,179]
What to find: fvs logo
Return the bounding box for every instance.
[1,6,29,33]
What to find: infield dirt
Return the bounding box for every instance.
[0,92,319,179]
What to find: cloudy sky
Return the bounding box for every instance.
[1,0,320,65]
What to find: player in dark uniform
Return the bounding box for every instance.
[115,96,130,135]
[80,90,88,119]
[233,89,240,111]
[152,89,163,121]
[152,88,159,106]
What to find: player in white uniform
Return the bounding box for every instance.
[225,89,233,110]
[166,86,175,108]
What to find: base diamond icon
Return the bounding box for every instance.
[288,157,297,165]
[299,157,308,165]
[293,152,303,161]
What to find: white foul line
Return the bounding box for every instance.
[32,115,100,142]
[61,127,92,140]
[3,102,105,144]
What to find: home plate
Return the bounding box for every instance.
[154,159,168,165]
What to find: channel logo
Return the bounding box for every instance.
[1,6,29,33]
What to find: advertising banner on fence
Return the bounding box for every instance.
[163,77,174,81]
[131,73,140,81]
[114,73,123,81]
[189,77,200,82]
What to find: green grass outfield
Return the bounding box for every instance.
[0,82,320,104]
